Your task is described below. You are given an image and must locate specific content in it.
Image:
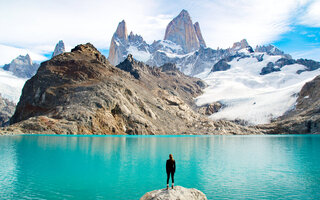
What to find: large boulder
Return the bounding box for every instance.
[140,186,207,200]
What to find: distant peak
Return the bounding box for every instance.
[114,20,128,40]
[177,9,191,19]
[180,9,189,15]
[52,40,65,58]
[164,9,200,52]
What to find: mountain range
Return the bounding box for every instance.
[0,10,319,134]
[108,9,320,125]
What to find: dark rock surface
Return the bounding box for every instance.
[260,58,320,75]
[211,59,231,72]
[2,43,261,135]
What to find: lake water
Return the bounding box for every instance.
[0,135,320,199]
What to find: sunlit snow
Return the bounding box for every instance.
[195,53,320,125]
[0,68,27,103]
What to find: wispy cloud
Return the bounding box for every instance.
[0,0,319,59]
[298,0,320,27]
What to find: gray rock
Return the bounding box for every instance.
[260,62,280,75]
[140,186,207,200]
[296,59,320,74]
[52,40,65,57]
[3,54,39,78]
[211,59,231,72]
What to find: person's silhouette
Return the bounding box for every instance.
[166,154,176,189]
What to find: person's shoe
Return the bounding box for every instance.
[166,185,169,190]
[172,184,174,189]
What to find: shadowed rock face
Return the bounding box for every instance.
[258,75,320,134]
[140,186,207,200]
[193,22,206,48]
[164,10,201,53]
[2,43,262,135]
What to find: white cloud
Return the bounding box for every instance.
[298,0,320,27]
[0,0,317,57]
[0,44,47,65]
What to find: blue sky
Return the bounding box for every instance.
[0,0,319,64]
[273,25,320,60]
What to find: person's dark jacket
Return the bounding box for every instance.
[166,159,176,173]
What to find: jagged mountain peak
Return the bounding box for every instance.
[176,9,191,19]
[114,20,128,40]
[2,53,39,78]
[193,22,206,48]
[164,9,201,53]
[52,40,65,57]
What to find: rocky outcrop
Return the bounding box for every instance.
[52,40,65,57]
[260,62,280,75]
[3,54,40,78]
[258,75,320,134]
[0,43,263,135]
[140,186,207,200]
[255,44,290,57]
[211,59,231,72]
[164,10,202,53]
[0,94,15,127]
[198,102,222,115]
[260,58,320,75]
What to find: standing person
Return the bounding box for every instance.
[166,154,176,189]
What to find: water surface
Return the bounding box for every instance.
[0,135,319,199]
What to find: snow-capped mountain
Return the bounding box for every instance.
[108,9,225,76]
[107,9,320,125]
[3,54,39,78]
[0,40,65,103]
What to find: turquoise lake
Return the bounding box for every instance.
[0,135,320,199]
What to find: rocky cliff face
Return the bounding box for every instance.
[258,75,320,134]
[2,43,261,135]
[140,186,207,200]
[3,54,40,78]
[108,20,129,65]
[52,40,65,57]
[0,94,15,127]
[194,22,206,48]
[164,9,201,53]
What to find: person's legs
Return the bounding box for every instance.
[171,172,174,189]
[166,172,170,189]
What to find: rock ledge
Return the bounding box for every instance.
[140,186,207,200]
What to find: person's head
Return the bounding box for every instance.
[169,154,173,160]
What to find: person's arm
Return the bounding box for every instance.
[173,160,176,173]
[166,160,168,173]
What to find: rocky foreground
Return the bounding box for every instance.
[1,43,262,135]
[140,186,207,200]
